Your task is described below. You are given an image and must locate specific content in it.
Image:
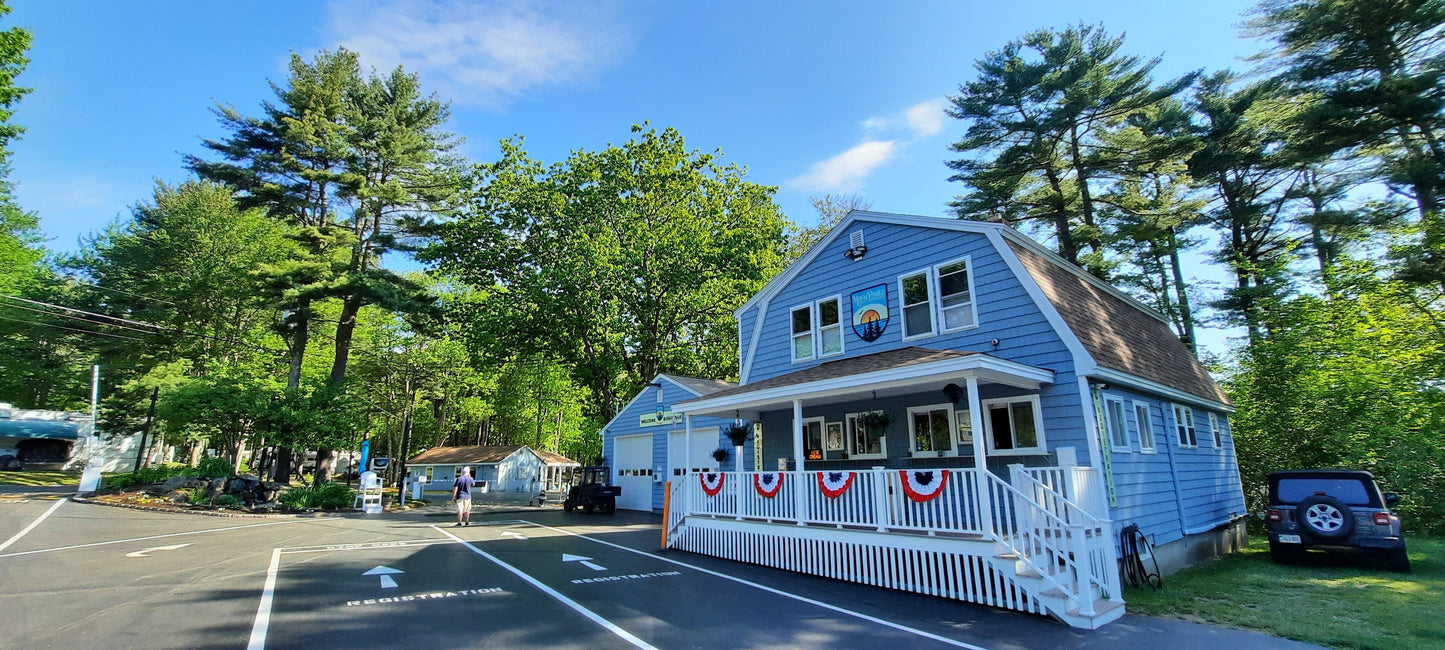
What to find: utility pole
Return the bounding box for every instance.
[133,387,159,471]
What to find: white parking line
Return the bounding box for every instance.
[521,520,991,650]
[0,497,67,553]
[0,519,305,559]
[431,525,658,650]
[247,547,282,650]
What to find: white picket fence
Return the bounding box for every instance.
[667,465,1121,627]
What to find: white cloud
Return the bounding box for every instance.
[326,0,637,109]
[903,97,949,137]
[858,97,949,139]
[788,140,899,192]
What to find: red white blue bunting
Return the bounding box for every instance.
[899,470,949,503]
[754,472,784,498]
[817,471,856,499]
[699,472,725,496]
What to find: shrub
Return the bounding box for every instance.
[186,489,212,506]
[195,456,234,478]
[280,482,356,509]
[212,494,241,508]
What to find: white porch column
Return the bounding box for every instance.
[684,414,693,475]
[792,398,807,526]
[966,376,993,534]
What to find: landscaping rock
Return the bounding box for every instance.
[161,476,190,491]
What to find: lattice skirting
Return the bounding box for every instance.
[673,518,1044,615]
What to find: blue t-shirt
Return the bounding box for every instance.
[453,474,474,499]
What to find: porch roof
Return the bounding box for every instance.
[675,347,1053,417]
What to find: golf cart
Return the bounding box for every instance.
[563,466,620,514]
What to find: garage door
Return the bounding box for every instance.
[668,427,720,479]
[614,434,654,512]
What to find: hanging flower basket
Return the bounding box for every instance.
[858,410,894,434]
[899,470,949,502]
[711,448,729,462]
[754,472,784,498]
[723,421,752,448]
[699,472,726,496]
[817,471,856,499]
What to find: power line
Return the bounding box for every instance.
[66,280,176,306]
[0,294,165,332]
[0,294,285,355]
[0,301,165,336]
[0,314,150,343]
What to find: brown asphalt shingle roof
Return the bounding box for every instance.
[661,374,736,396]
[681,347,979,403]
[1006,239,1231,405]
[409,445,578,466]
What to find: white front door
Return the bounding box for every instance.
[668,427,720,480]
[614,434,653,512]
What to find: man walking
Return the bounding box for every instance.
[452,467,474,527]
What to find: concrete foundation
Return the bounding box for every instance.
[1148,518,1250,577]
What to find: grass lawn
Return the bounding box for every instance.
[1125,536,1444,650]
[0,470,80,486]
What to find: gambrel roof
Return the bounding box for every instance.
[736,210,1230,409]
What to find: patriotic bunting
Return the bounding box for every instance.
[699,472,725,496]
[899,470,949,503]
[754,472,784,498]
[817,471,856,499]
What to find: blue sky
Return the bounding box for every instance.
[7,0,1262,355]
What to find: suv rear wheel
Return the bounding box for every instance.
[1270,541,1303,564]
[1385,546,1412,573]
[1296,494,1355,541]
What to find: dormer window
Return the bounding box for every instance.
[791,296,844,362]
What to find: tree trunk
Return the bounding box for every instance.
[329,293,365,386]
[273,447,294,484]
[1166,229,1196,356]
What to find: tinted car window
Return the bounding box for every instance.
[1277,478,1372,505]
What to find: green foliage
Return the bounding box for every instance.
[422,125,789,420]
[212,494,241,508]
[185,489,211,506]
[194,456,233,478]
[105,463,197,489]
[1225,261,1445,533]
[279,482,355,509]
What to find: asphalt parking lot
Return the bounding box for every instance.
[0,487,1322,649]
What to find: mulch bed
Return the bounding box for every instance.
[77,489,349,518]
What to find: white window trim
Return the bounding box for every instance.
[1209,412,1222,450]
[845,412,887,461]
[816,294,845,359]
[933,255,980,333]
[789,296,845,363]
[1104,395,1130,453]
[1173,403,1197,449]
[898,267,937,341]
[982,394,1048,456]
[1133,400,1157,454]
[789,303,815,363]
[906,403,958,457]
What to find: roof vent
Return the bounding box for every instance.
[844,230,868,261]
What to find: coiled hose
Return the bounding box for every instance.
[1120,523,1162,589]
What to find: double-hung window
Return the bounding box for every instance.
[899,256,979,341]
[935,258,976,331]
[1105,396,1129,452]
[983,395,1046,454]
[846,412,885,459]
[1209,412,1222,449]
[900,270,934,339]
[801,417,825,460]
[907,404,954,455]
[1173,404,1197,448]
[1134,401,1156,453]
[790,296,843,362]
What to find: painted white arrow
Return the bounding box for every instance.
[363,565,404,589]
[562,553,606,572]
[125,543,192,558]
[501,531,528,540]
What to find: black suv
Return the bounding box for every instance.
[1265,470,1409,572]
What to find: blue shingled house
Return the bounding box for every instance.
[660,211,1246,629]
[601,374,746,513]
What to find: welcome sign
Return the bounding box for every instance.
[640,410,684,427]
[851,284,889,342]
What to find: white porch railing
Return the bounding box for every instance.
[667,465,1121,626]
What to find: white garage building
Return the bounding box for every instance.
[408,444,579,494]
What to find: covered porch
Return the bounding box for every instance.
[668,348,1124,628]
